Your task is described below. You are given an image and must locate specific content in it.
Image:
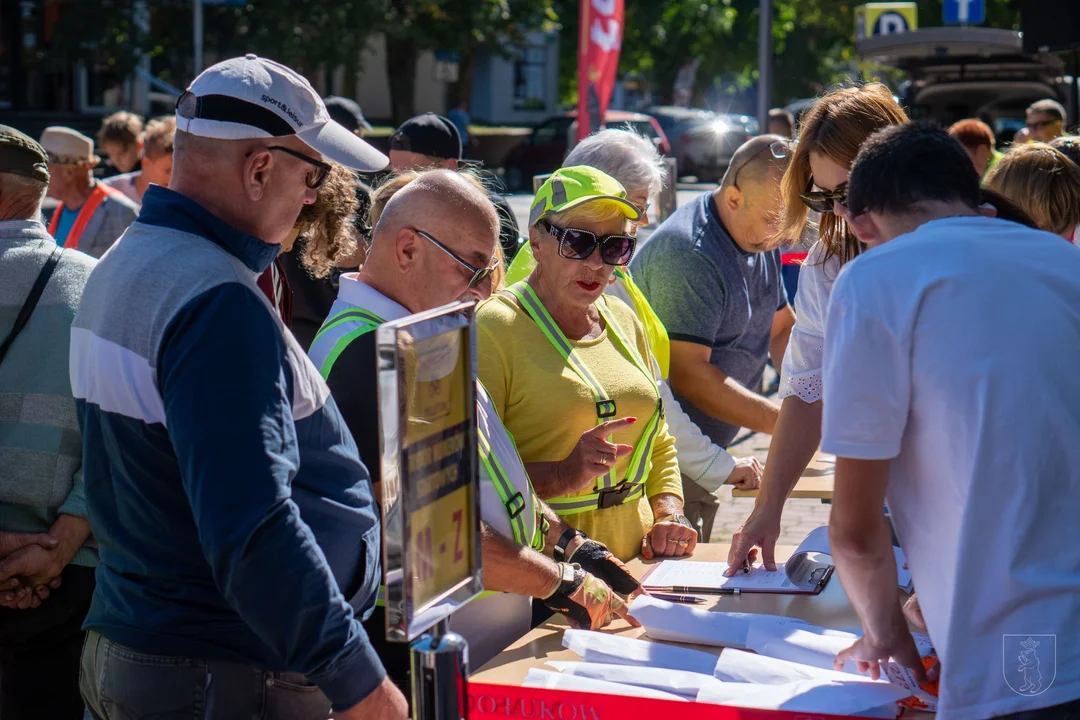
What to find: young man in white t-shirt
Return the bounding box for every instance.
[822,123,1080,720]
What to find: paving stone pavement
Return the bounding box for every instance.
[706,366,831,546]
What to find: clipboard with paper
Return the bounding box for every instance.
[641,526,836,595]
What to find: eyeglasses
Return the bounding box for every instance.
[266,146,332,190]
[411,227,499,289]
[799,178,848,214]
[541,220,637,266]
[732,140,792,190]
[1026,119,1059,131]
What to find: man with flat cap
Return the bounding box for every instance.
[390,112,523,260]
[72,54,406,719]
[0,125,99,719]
[40,126,139,258]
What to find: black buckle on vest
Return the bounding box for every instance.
[505,492,526,520]
[596,400,617,419]
[597,481,632,510]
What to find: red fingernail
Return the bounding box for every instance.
[627,418,637,424]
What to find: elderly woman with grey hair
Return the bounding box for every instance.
[504,130,762,534]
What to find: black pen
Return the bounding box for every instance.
[650,592,707,605]
[649,586,741,595]
[741,558,751,574]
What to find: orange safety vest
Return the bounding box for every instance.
[48,183,120,250]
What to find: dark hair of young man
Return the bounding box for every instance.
[847,122,981,217]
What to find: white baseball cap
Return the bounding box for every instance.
[176,54,388,172]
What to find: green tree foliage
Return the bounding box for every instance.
[555,0,1025,108]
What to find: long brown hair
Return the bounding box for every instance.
[777,83,908,264]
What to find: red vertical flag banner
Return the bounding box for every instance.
[576,0,625,143]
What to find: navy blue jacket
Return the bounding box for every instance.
[70,186,386,710]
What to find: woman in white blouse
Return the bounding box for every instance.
[726,84,908,572]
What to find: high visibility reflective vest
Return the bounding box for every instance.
[309,301,547,610]
[612,267,670,380]
[505,244,670,380]
[48,182,120,250]
[504,282,664,517]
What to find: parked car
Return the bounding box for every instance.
[856,27,1073,146]
[501,110,670,192]
[676,113,757,183]
[645,106,720,179]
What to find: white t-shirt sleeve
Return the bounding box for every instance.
[820,265,911,460]
[778,241,837,403]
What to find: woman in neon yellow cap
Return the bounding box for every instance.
[477,165,697,561]
[504,131,763,500]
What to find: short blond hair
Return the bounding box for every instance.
[544,199,631,233]
[143,116,176,158]
[97,111,143,148]
[984,143,1080,235]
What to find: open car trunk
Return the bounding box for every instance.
[856,27,1075,144]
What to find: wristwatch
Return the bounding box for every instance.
[545,562,584,600]
[656,513,694,531]
[553,528,588,562]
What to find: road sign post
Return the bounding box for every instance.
[944,0,986,26]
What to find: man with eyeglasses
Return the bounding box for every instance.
[1025,99,1068,143]
[71,56,409,719]
[631,135,796,541]
[309,167,641,694]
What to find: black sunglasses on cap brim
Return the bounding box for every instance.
[541,220,636,266]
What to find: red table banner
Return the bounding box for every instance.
[468,682,868,720]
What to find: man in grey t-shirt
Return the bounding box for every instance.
[632,136,795,537]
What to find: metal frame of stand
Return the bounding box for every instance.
[376,303,485,720]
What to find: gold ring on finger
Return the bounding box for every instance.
[677,539,689,546]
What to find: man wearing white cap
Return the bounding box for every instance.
[71,55,406,719]
[40,126,139,258]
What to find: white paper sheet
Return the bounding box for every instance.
[523,669,688,702]
[642,526,833,592]
[561,628,721,674]
[545,661,717,697]
[696,678,901,718]
[745,620,939,711]
[714,647,895,686]
[629,595,810,649]
[642,560,803,591]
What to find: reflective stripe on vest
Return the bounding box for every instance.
[48,183,120,250]
[504,282,663,517]
[612,267,670,380]
[308,306,385,380]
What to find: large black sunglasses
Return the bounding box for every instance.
[799,179,848,214]
[541,220,636,266]
[266,146,332,190]
[411,227,499,289]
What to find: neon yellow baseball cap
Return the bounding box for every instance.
[527,165,642,227]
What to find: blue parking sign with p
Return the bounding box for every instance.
[874,11,910,36]
[944,0,986,25]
